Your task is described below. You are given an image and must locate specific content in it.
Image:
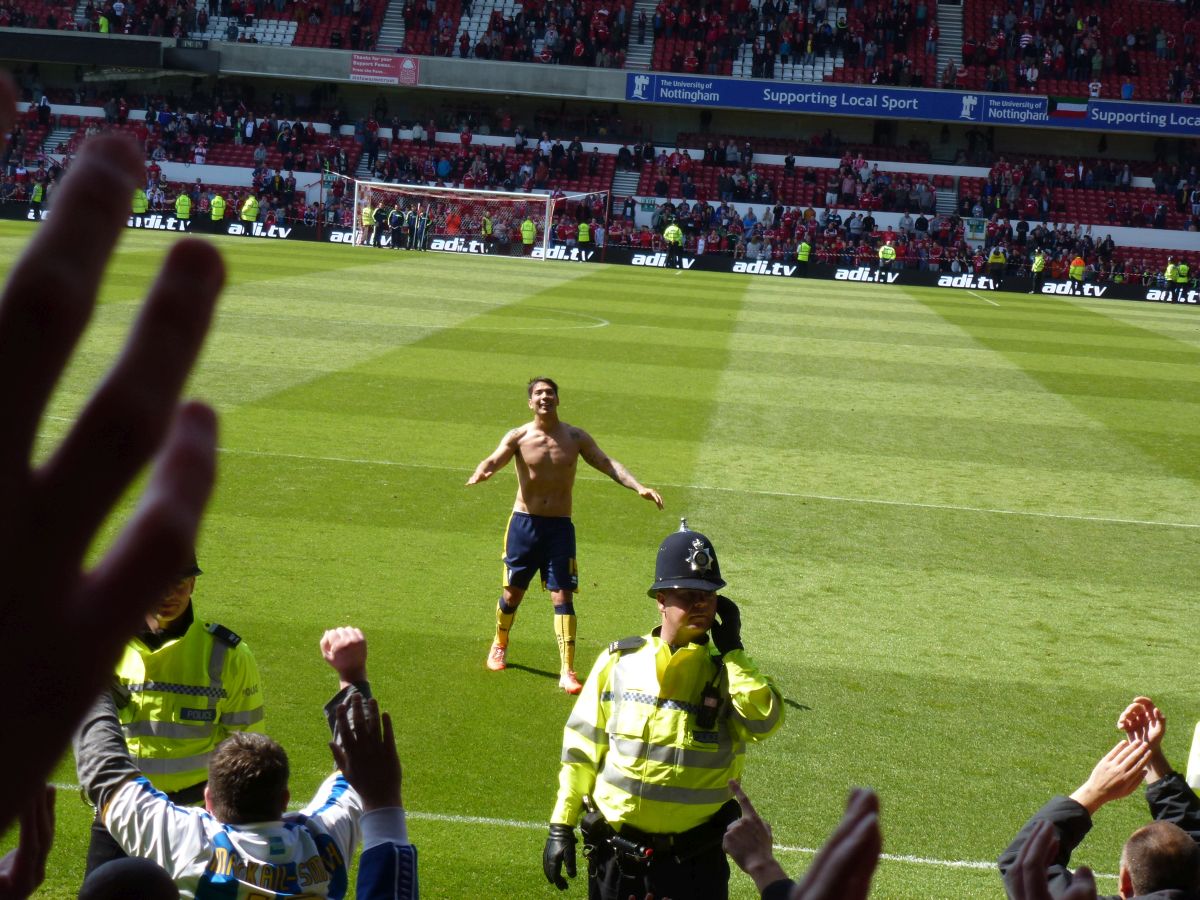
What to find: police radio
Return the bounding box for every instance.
[695,681,721,731]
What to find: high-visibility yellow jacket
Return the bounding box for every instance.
[1177,263,1190,284]
[796,241,811,261]
[240,196,259,223]
[175,194,191,220]
[663,224,683,246]
[361,205,374,227]
[1165,263,1178,282]
[878,244,896,262]
[1069,257,1085,281]
[482,214,493,236]
[521,219,536,244]
[115,608,264,794]
[210,195,226,221]
[577,221,590,242]
[1031,253,1046,272]
[131,188,148,214]
[551,632,783,834]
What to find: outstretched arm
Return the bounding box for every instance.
[577,431,664,509]
[466,429,521,485]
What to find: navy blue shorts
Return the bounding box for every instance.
[502,512,578,593]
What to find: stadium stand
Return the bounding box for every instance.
[956,0,1199,102]
[443,0,633,66]
[648,0,941,86]
[960,155,1200,230]
[633,147,952,210]
[362,134,616,192]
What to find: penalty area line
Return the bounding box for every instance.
[968,290,1000,307]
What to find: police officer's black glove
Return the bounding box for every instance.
[543,823,577,890]
[712,595,744,654]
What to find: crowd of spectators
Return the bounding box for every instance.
[651,0,938,82]
[642,144,944,212]
[613,193,1194,286]
[962,155,1200,231]
[954,0,1199,102]
[0,0,381,48]
[428,0,633,67]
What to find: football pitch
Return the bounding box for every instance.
[4,220,1198,898]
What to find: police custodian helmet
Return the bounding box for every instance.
[647,518,727,597]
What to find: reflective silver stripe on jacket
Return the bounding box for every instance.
[123,720,214,740]
[220,707,264,726]
[608,735,736,771]
[136,751,213,775]
[730,700,783,735]
[597,771,731,806]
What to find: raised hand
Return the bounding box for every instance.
[0,74,223,834]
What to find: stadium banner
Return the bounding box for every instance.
[1,205,1193,306]
[349,52,420,86]
[624,73,1199,136]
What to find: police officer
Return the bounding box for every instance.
[877,239,896,274]
[239,192,259,237]
[796,237,811,276]
[1029,248,1046,294]
[29,179,44,216]
[84,554,264,874]
[521,216,537,255]
[663,219,684,270]
[987,243,1006,283]
[543,521,783,900]
[482,211,494,253]
[360,201,375,246]
[1069,254,1086,284]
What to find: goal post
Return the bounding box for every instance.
[338,175,610,258]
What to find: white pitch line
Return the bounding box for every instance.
[46,785,1108,879]
[216,308,610,332]
[213,447,1200,531]
[968,290,1000,307]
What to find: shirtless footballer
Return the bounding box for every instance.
[467,377,664,693]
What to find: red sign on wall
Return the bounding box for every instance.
[349,53,420,86]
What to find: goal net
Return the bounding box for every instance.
[337,175,610,259]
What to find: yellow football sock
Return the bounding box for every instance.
[495,600,517,647]
[554,611,577,673]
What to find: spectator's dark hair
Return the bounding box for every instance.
[207,732,289,824]
[1122,821,1200,896]
[527,377,559,398]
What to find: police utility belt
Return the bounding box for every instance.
[579,799,741,866]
